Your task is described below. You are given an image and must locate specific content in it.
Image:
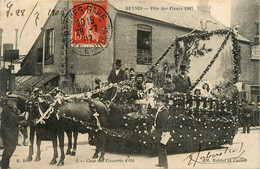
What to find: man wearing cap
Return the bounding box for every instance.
[108,59,125,84]
[135,74,145,91]
[241,102,253,134]
[0,96,27,169]
[172,65,191,93]
[152,99,169,169]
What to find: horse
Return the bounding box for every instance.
[26,97,66,166]
[60,100,109,161]
[65,130,78,156]
[61,84,139,156]
[26,94,110,165]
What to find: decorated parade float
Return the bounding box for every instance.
[6,28,240,158]
[58,28,241,155]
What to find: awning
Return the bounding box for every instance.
[15,73,58,90]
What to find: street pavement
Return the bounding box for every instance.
[0,127,259,169]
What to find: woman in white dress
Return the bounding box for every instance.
[201,83,212,98]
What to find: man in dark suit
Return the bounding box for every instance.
[153,98,169,169]
[0,96,26,169]
[242,102,253,134]
[172,64,191,93]
[108,59,125,84]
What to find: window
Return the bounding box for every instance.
[137,24,152,65]
[45,29,54,64]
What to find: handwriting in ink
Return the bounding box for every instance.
[184,143,247,167]
[6,1,25,17]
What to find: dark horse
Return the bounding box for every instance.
[26,95,109,165]
[60,85,139,156]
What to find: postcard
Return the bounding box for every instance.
[0,0,259,169]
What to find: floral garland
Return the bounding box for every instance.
[190,32,231,90]
[175,29,230,42]
[149,28,241,88]
[52,86,239,154]
[150,40,176,71]
[231,33,241,82]
[174,40,180,68]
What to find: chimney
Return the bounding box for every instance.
[0,28,3,66]
[15,29,18,50]
[197,0,211,14]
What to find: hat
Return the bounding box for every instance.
[135,73,144,80]
[51,87,61,92]
[180,64,187,70]
[115,59,122,66]
[95,77,101,84]
[249,102,255,105]
[33,88,40,93]
[130,68,135,72]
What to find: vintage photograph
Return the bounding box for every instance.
[0,0,259,168]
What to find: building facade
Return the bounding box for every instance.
[231,0,260,103]
[18,0,251,95]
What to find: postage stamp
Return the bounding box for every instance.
[63,0,113,56]
[72,1,108,47]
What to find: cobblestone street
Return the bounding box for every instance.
[0,127,259,169]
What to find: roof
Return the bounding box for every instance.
[15,73,58,90]
[109,0,251,43]
[109,0,226,31]
[21,0,251,66]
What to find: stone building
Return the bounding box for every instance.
[17,0,250,94]
[231,0,260,103]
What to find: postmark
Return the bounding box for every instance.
[63,0,113,56]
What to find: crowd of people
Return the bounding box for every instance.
[97,59,192,96]
[238,101,260,134]
[103,59,259,169]
[0,59,259,169]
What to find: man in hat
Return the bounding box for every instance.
[172,65,191,93]
[152,98,169,169]
[249,102,257,127]
[0,96,27,169]
[108,59,125,84]
[94,77,102,90]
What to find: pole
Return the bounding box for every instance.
[8,59,15,93]
[15,29,18,49]
[0,28,3,67]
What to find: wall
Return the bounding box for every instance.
[114,12,189,73]
[19,34,43,75]
[238,42,253,83]
[42,1,67,74]
[66,3,117,88]
[251,59,260,85]
[231,0,259,43]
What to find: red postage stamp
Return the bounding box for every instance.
[72,1,108,47]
